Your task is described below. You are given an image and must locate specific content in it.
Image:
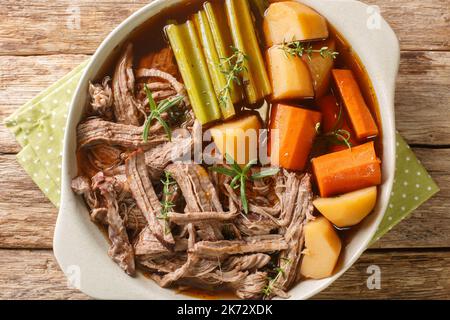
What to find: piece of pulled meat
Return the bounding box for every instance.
[112,43,142,126]
[96,175,135,276]
[77,117,167,150]
[126,150,175,249]
[89,76,113,120]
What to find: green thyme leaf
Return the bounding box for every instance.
[142,84,183,143]
[210,154,279,215]
[251,168,280,180]
[280,40,339,60]
[218,47,248,106]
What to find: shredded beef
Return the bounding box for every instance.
[168,210,238,225]
[97,177,135,275]
[112,43,142,126]
[166,163,225,241]
[77,118,167,149]
[233,271,268,299]
[89,76,113,120]
[272,173,314,298]
[166,163,223,213]
[126,150,175,249]
[190,239,288,258]
[144,130,192,181]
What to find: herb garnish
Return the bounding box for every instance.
[262,258,292,298]
[142,84,184,142]
[209,154,280,214]
[218,47,248,106]
[316,124,353,150]
[316,101,352,149]
[157,171,176,234]
[280,40,339,60]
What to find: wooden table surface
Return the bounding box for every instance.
[0,0,449,300]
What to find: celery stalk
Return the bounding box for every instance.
[193,10,236,119]
[203,1,243,104]
[225,0,272,105]
[248,0,269,47]
[166,21,222,125]
[248,0,269,21]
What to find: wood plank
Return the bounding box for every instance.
[0,0,151,56]
[1,248,449,299]
[0,148,448,249]
[395,51,450,146]
[1,50,449,154]
[0,249,88,300]
[0,54,89,154]
[316,249,450,299]
[365,0,450,51]
[0,154,56,249]
[0,0,448,56]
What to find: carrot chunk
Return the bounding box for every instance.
[332,69,378,140]
[317,95,357,152]
[311,141,381,197]
[269,103,322,171]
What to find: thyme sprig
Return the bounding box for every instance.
[142,84,184,143]
[209,154,280,214]
[316,124,353,150]
[316,101,352,149]
[218,47,248,106]
[262,258,292,298]
[262,268,284,298]
[157,171,176,234]
[280,40,339,60]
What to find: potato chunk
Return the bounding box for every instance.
[313,187,378,228]
[300,216,342,279]
[302,38,336,98]
[263,1,329,47]
[210,114,262,165]
[267,46,314,101]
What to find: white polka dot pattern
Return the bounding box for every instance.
[371,132,440,245]
[5,59,90,207]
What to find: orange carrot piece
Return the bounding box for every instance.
[318,95,341,133]
[332,69,378,140]
[317,95,357,152]
[269,103,322,171]
[311,141,381,197]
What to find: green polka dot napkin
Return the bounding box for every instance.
[4,60,90,207]
[3,61,439,242]
[371,134,439,243]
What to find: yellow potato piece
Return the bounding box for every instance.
[210,114,262,165]
[267,46,314,101]
[300,216,342,279]
[263,1,329,47]
[302,38,336,98]
[313,186,377,228]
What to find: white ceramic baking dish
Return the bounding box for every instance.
[54,0,399,300]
